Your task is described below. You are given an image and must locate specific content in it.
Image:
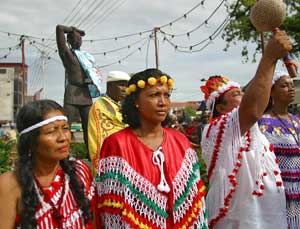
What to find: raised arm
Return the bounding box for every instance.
[56,25,73,54]
[56,25,85,57]
[239,31,292,135]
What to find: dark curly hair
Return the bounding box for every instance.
[15,99,92,228]
[121,68,172,128]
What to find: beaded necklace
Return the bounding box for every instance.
[272,110,300,146]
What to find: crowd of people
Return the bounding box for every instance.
[0,25,299,229]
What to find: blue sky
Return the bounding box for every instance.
[0,0,279,104]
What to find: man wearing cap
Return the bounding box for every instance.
[88,71,130,172]
[200,31,291,228]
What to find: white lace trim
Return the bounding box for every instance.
[101,213,132,229]
[173,148,199,200]
[98,156,168,209]
[98,178,166,228]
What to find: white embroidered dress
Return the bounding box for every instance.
[201,108,287,229]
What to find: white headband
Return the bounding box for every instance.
[206,81,240,111]
[19,115,68,135]
[272,70,289,85]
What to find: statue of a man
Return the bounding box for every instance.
[56,25,92,152]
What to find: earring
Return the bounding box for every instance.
[135,104,139,109]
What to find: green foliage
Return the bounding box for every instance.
[195,147,209,189]
[184,106,197,118]
[223,0,300,62]
[70,142,90,160]
[0,140,15,174]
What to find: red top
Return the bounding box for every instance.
[15,159,95,228]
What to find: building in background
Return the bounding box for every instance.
[0,63,27,123]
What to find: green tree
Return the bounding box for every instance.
[184,106,196,118]
[223,0,300,62]
[0,140,15,174]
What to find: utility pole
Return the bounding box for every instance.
[154,27,159,69]
[21,36,26,105]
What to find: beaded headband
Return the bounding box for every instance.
[125,75,174,95]
[200,76,240,111]
[19,115,68,135]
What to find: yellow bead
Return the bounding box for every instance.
[160,75,168,84]
[137,80,146,88]
[148,77,157,85]
[168,79,174,88]
[129,84,137,92]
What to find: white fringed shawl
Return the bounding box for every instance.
[201,108,287,229]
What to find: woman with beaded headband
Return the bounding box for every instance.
[258,71,300,228]
[200,31,291,228]
[0,100,95,228]
[95,68,208,228]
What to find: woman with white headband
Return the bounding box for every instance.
[0,100,95,228]
[258,71,300,228]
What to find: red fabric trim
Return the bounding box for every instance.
[207,116,228,180]
[209,131,251,228]
[173,180,206,229]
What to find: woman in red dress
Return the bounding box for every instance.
[96,68,208,228]
[0,100,95,228]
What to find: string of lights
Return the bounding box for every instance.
[0,30,55,42]
[1,0,236,87]
[90,36,149,55]
[159,0,226,38]
[0,0,209,43]
[0,43,21,50]
[0,43,22,60]
[159,0,206,29]
[161,0,241,53]
[99,36,150,68]
[163,16,229,52]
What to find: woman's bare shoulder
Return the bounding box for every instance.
[0,171,20,195]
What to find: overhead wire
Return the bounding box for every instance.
[71,0,102,27]
[85,0,128,32]
[77,0,106,28]
[63,0,86,25]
